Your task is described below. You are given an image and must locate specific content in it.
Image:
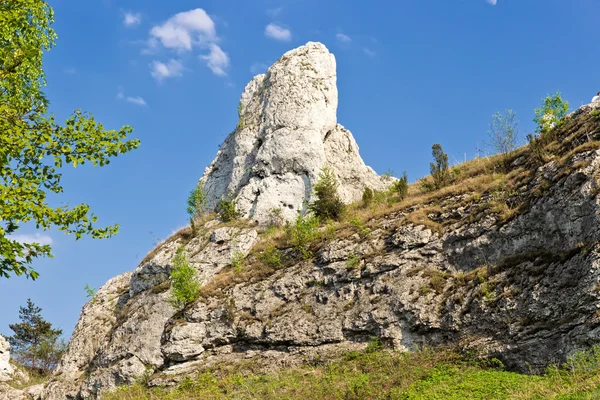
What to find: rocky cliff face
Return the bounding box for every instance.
[0,335,13,382]
[30,42,600,400]
[200,42,387,224]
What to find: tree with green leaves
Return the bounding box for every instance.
[0,1,140,279]
[309,167,346,221]
[187,182,208,234]
[7,298,64,374]
[169,247,201,310]
[391,171,409,200]
[533,92,569,134]
[430,144,450,189]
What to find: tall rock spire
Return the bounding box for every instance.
[200,42,387,223]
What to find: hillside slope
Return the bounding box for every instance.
[34,101,600,400]
[21,39,600,399]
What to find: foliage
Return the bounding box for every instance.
[391,171,409,200]
[186,182,208,217]
[231,251,245,273]
[285,214,321,260]
[349,217,370,238]
[365,336,383,353]
[101,344,600,400]
[362,187,374,208]
[430,143,450,190]
[7,298,63,374]
[533,91,569,134]
[488,110,519,162]
[168,247,200,310]
[0,1,140,280]
[308,167,346,221]
[346,253,361,269]
[259,245,282,268]
[381,169,395,181]
[84,284,97,302]
[217,195,242,223]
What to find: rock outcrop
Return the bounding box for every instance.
[200,42,387,224]
[32,44,600,399]
[0,335,13,382]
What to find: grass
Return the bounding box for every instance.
[101,345,600,400]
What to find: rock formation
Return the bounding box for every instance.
[199,42,387,224]
[0,335,13,382]
[28,42,600,399]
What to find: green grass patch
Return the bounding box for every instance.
[101,345,600,400]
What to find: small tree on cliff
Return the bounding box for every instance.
[7,298,65,375]
[430,144,450,190]
[309,168,346,221]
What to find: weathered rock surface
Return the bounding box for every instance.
[35,67,600,398]
[200,42,388,224]
[0,335,12,382]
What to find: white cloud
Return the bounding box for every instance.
[200,44,230,76]
[150,8,216,51]
[267,7,284,17]
[11,233,53,246]
[117,88,148,106]
[487,0,497,5]
[146,9,229,80]
[126,96,147,106]
[363,48,376,57]
[124,11,141,27]
[336,33,351,43]
[265,23,291,41]
[150,59,184,81]
[63,67,77,74]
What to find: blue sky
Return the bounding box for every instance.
[1,0,599,339]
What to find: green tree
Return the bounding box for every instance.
[169,247,201,310]
[488,110,519,158]
[187,182,208,234]
[7,298,63,374]
[391,171,409,200]
[217,194,242,222]
[309,167,346,221]
[84,284,97,301]
[362,187,374,208]
[430,144,450,189]
[533,92,569,134]
[0,1,140,279]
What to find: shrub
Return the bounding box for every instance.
[260,245,282,268]
[362,187,374,208]
[169,247,201,310]
[488,110,519,165]
[365,336,383,353]
[430,143,450,190]
[349,218,370,238]
[285,214,321,260]
[217,194,242,222]
[419,177,436,193]
[346,254,361,269]
[391,171,408,200]
[231,251,245,273]
[84,284,97,302]
[187,182,208,217]
[308,167,346,221]
[187,183,208,235]
[533,91,569,134]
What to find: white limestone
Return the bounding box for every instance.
[200,42,388,223]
